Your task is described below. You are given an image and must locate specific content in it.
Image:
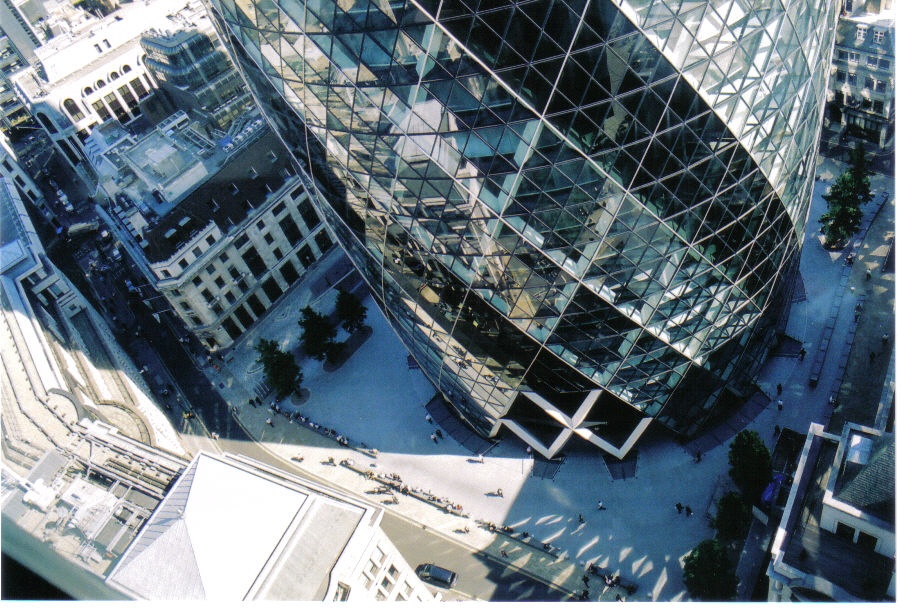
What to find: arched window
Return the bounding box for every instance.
[82,86,94,96]
[96,79,106,88]
[63,99,85,122]
[109,71,119,80]
[122,64,132,73]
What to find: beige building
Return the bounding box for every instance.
[107,451,436,601]
[93,113,333,351]
[767,421,895,602]
[826,0,895,148]
[10,0,203,174]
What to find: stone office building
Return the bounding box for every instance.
[94,114,333,351]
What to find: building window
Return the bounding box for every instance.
[388,565,399,579]
[873,30,885,44]
[219,252,230,263]
[315,230,333,252]
[873,100,884,113]
[235,234,250,249]
[864,76,876,89]
[856,25,868,41]
[256,220,266,230]
[835,71,846,83]
[161,269,171,278]
[211,302,223,315]
[229,266,241,279]
[207,235,216,245]
[847,73,857,86]
[193,277,203,286]
[201,289,213,302]
[273,247,283,260]
[878,59,890,70]
[63,99,85,122]
[179,302,192,311]
[263,232,275,244]
[272,201,287,216]
[279,216,302,246]
[214,276,226,288]
[178,259,189,270]
[333,583,351,601]
[867,55,879,68]
[837,50,849,61]
[225,291,237,305]
[875,81,886,93]
[848,52,859,63]
[206,264,216,275]
[192,247,203,257]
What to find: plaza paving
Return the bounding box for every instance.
[193,157,894,601]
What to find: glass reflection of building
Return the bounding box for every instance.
[204,0,836,458]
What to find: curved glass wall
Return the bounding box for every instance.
[205,0,836,458]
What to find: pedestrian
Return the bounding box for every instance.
[870,351,876,362]
[435,429,443,439]
[430,433,437,443]
[776,383,782,395]
[777,399,783,411]
[501,549,508,558]
[882,333,890,345]
[828,394,836,407]
[426,414,433,424]
[266,418,273,426]
[582,574,590,586]
[774,425,781,436]
[597,500,606,510]
[685,506,692,517]
[497,488,504,497]
[616,594,624,602]
[694,450,702,463]
[866,269,872,280]
[578,513,585,523]
[798,348,806,361]
[675,502,683,514]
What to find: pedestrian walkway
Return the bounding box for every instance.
[196,155,894,601]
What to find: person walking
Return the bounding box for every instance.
[501,549,508,558]
[777,400,783,411]
[578,513,585,523]
[597,500,606,510]
[425,414,433,424]
[685,506,693,517]
[430,433,437,443]
[675,502,683,514]
[435,429,443,439]
[497,488,504,497]
[776,383,782,395]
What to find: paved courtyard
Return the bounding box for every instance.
[194,156,894,601]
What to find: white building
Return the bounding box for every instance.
[0,131,48,217]
[10,0,205,175]
[107,451,436,601]
[768,421,895,602]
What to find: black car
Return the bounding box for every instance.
[415,563,458,588]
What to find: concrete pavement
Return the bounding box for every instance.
[192,156,894,601]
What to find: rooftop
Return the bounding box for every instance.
[138,128,295,262]
[833,430,894,522]
[107,452,366,601]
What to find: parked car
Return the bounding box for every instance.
[415,564,458,588]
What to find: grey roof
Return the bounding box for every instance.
[835,435,895,522]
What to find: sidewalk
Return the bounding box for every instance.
[196,157,894,601]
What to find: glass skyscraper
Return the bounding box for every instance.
[204,0,836,458]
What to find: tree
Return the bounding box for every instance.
[299,306,337,360]
[848,142,873,205]
[335,289,367,333]
[819,172,863,247]
[713,491,752,541]
[682,539,738,600]
[254,338,303,398]
[728,430,772,503]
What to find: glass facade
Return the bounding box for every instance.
[204,0,836,458]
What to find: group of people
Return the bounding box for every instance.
[675,502,693,517]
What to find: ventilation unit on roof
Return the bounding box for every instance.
[231,183,239,195]
[209,198,219,211]
[249,166,258,178]
[268,150,277,162]
[178,216,191,226]
[164,228,177,239]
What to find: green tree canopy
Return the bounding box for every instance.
[254,338,303,398]
[335,289,367,333]
[299,306,338,361]
[728,430,772,503]
[682,539,738,600]
[820,165,866,248]
[848,142,873,204]
[713,491,752,541]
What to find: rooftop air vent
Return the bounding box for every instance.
[178,216,191,226]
